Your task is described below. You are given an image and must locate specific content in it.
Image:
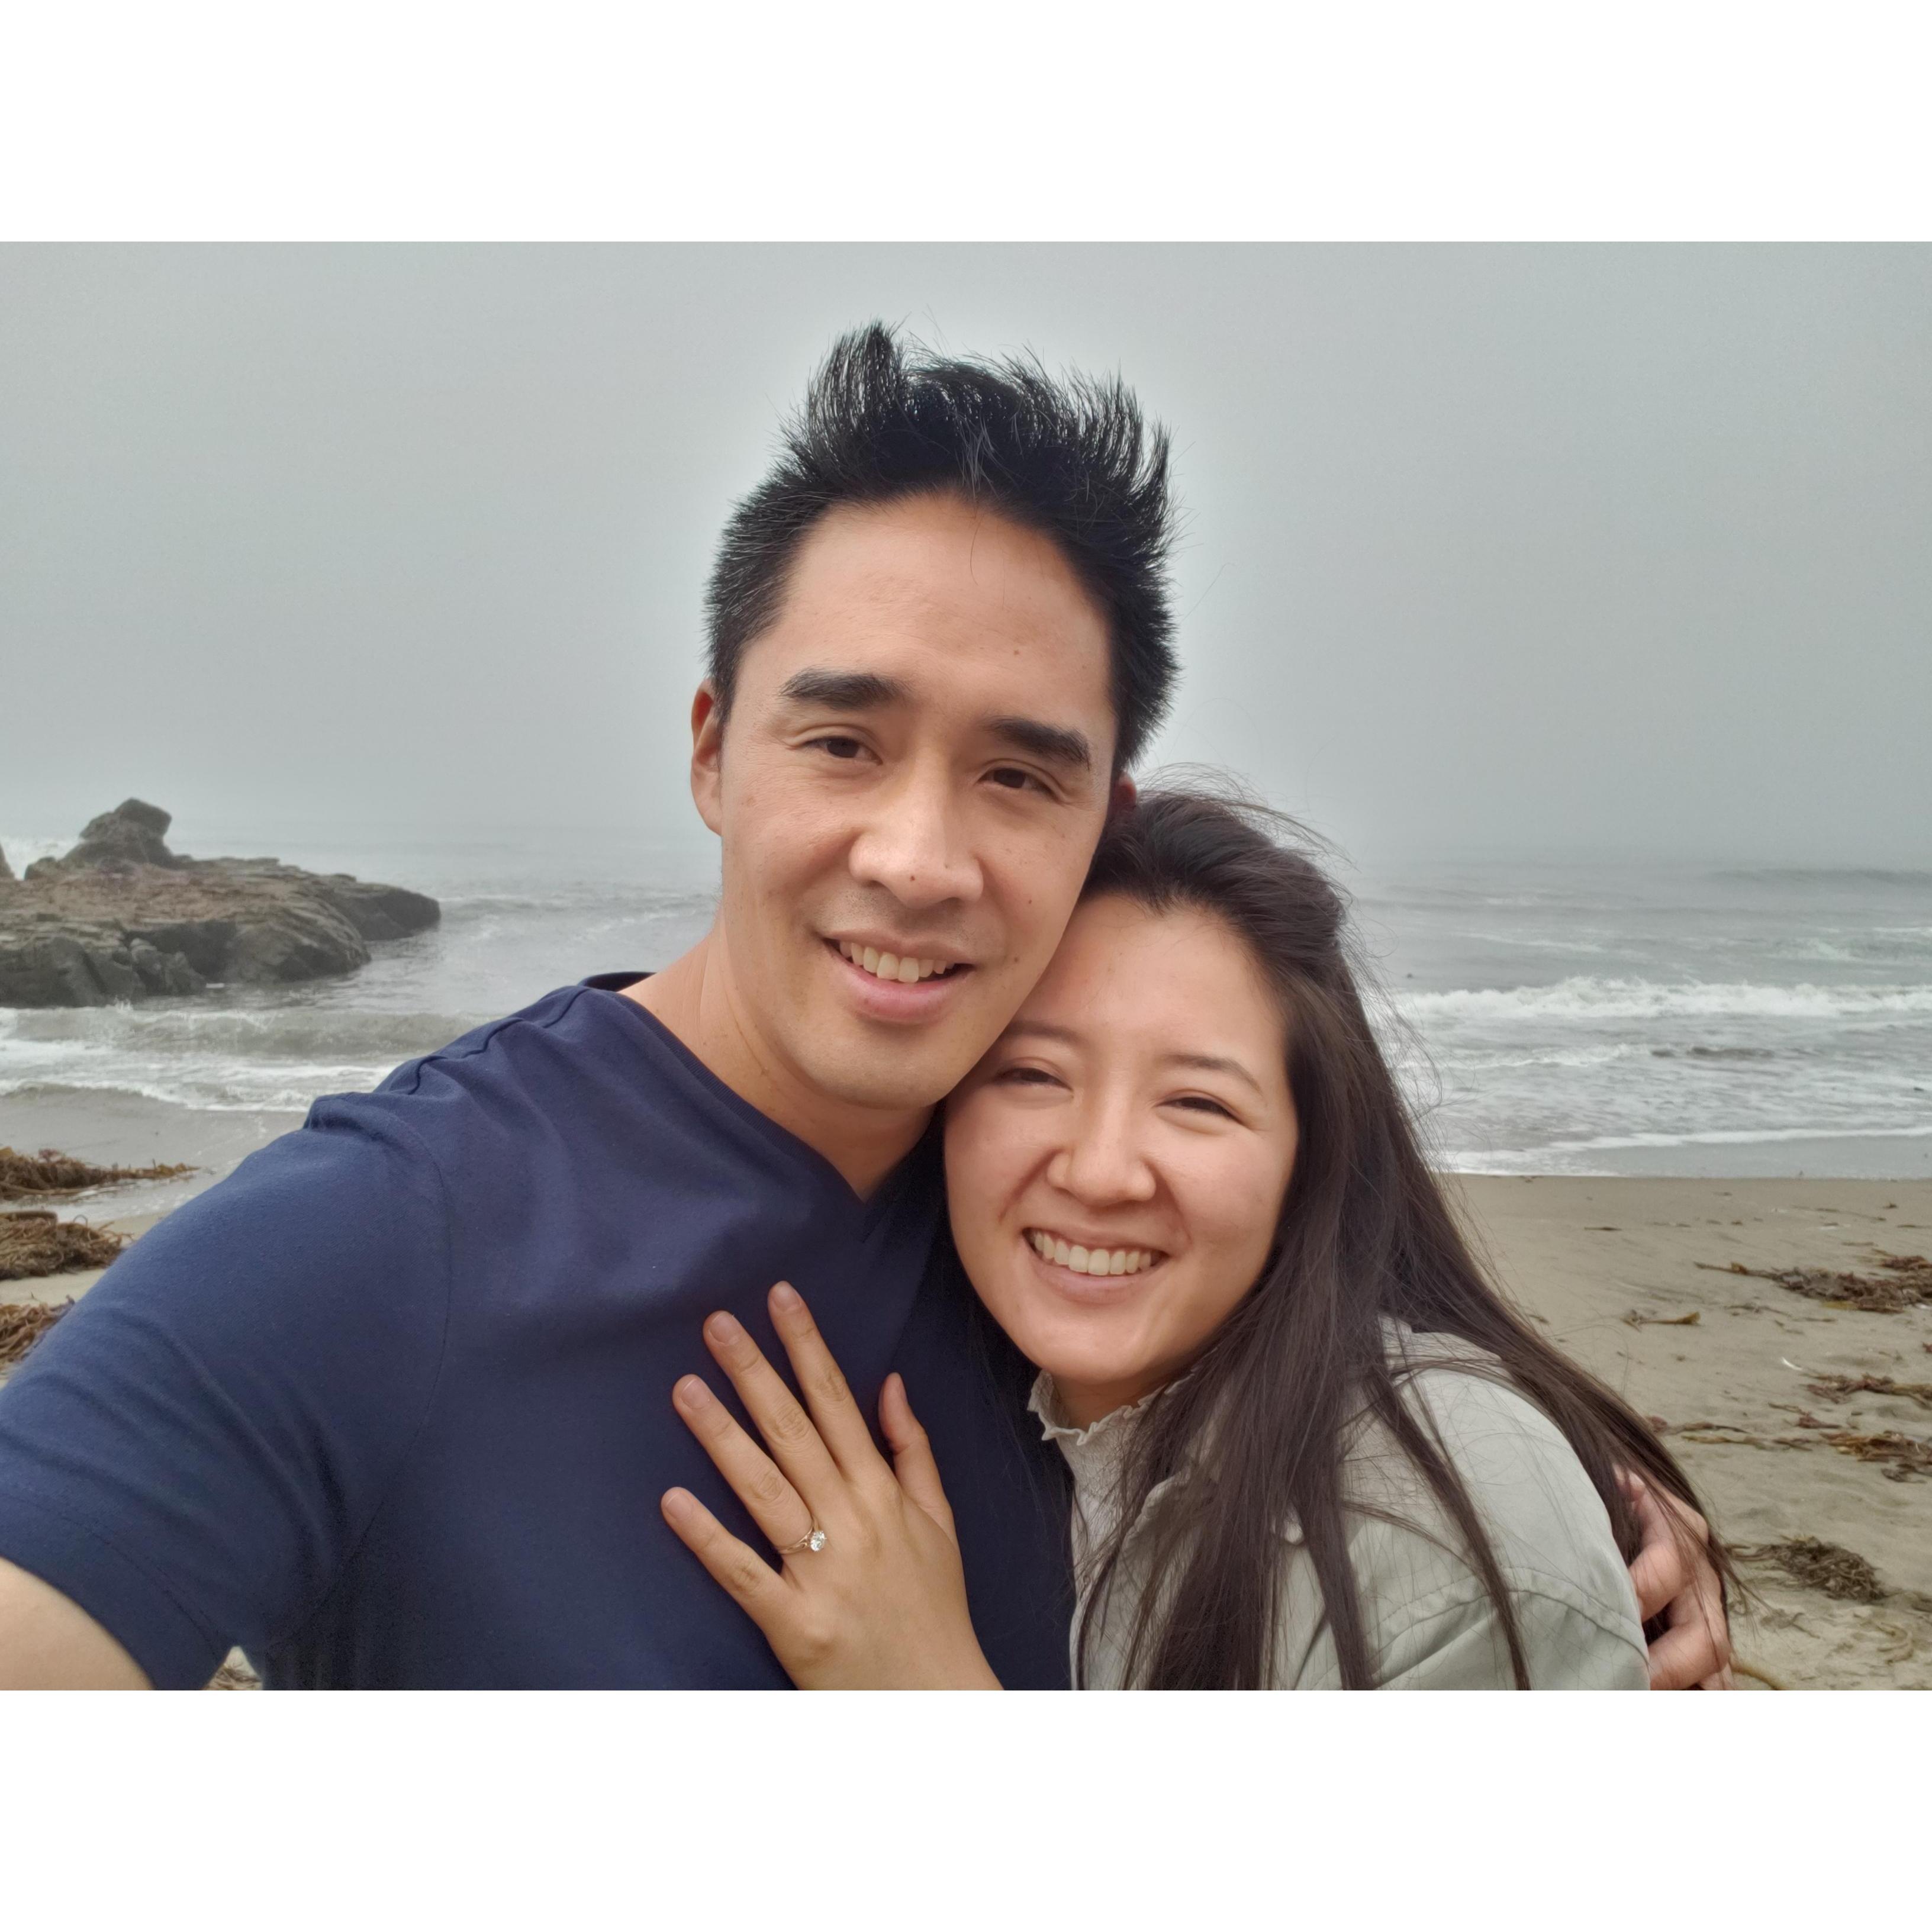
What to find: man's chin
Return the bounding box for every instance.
[800,1041,980,1116]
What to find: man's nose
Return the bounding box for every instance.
[846,759,983,910]
[1047,1093,1158,1207]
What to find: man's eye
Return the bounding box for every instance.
[814,736,867,761]
[988,767,1043,793]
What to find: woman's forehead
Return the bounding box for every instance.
[1019,896,1279,1040]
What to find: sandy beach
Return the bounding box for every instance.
[1450,1176,1932,1689]
[6,1174,1930,1688]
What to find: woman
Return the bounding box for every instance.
[659,790,1733,1688]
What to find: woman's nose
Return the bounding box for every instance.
[1047,1102,1158,1206]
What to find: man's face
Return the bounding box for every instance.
[691,491,1125,1117]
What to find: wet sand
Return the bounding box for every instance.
[7,1178,1930,1688]
[1453,1176,1932,1689]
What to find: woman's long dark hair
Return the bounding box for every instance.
[1068,787,1733,1689]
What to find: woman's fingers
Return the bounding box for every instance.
[660,1488,791,1634]
[767,1283,887,1477]
[701,1309,842,1509]
[671,1374,816,1553]
[880,1374,958,1541]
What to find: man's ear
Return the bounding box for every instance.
[690,681,726,835]
[1107,773,1138,819]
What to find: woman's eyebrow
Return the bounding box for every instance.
[1161,1051,1264,1096]
[1001,1020,1082,1046]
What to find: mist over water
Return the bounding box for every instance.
[2,246,1928,1203]
[5,828,1927,1204]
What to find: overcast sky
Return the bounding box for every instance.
[2,245,1927,875]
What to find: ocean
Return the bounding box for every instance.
[4,827,1929,1215]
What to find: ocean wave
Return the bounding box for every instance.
[1437,1122,1932,1170]
[1712,867,1932,889]
[437,888,718,919]
[1456,931,1615,955]
[0,833,67,871]
[1399,977,1932,1024]
[0,1070,383,1113]
[1405,1041,1656,1073]
[0,1004,491,1062]
[0,1003,489,1112]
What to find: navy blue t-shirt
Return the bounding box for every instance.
[0,978,1073,1688]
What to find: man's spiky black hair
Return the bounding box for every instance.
[704,323,1178,772]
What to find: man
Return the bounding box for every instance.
[0,326,1728,1687]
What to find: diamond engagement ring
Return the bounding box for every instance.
[779,1525,828,1556]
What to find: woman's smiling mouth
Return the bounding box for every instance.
[1025,1228,1166,1277]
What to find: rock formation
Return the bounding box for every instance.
[0,800,440,1007]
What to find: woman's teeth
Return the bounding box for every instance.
[1026,1229,1160,1277]
[838,941,955,984]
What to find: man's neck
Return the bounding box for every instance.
[625,935,933,1199]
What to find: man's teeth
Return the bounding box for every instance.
[837,941,955,984]
[1026,1229,1160,1276]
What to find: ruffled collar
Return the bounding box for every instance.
[1026,1371,1172,1450]
[1027,1363,1307,1547]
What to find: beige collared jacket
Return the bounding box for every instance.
[1031,1320,1649,1689]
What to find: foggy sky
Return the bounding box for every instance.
[2,245,1928,874]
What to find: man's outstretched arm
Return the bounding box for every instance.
[0,1100,452,1689]
[0,1554,149,1689]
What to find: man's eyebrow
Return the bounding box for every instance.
[777,669,906,709]
[986,715,1093,774]
[776,674,1094,774]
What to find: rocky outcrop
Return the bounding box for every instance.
[62,798,181,870]
[0,801,440,1008]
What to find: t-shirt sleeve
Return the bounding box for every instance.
[0,1098,452,1688]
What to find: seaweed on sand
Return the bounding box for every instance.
[1734,1537,1885,1603]
[0,1210,128,1281]
[1815,1429,1932,1482]
[1804,1371,1932,1415]
[1696,1252,1932,1313]
[0,1145,193,1202]
[0,1296,75,1367]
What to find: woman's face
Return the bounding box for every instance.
[944,894,1300,1425]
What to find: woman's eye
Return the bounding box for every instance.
[1169,1094,1236,1120]
[995,1065,1063,1089]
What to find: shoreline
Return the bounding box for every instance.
[6,1172,1930,1688]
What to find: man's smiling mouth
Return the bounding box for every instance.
[1025,1228,1166,1277]
[833,939,965,985]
